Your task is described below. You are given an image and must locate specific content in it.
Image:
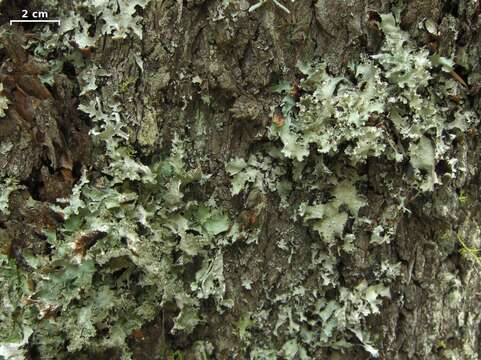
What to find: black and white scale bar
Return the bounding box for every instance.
[10,19,61,25]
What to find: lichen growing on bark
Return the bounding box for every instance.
[1,1,481,359]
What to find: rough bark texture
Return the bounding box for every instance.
[1,0,481,359]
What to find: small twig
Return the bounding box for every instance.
[458,235,481,269]
[450,70,468,88]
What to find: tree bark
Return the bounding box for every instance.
[1,0,481,359]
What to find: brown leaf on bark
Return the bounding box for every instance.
[73,231,107,257]
[272,108,285,128]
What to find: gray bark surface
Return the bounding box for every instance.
[1,0,480,359]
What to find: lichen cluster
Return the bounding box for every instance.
[269,12,475,191]
[224,9,478,359]
[0,2,480,360]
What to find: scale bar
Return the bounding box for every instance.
[10,19,60,25]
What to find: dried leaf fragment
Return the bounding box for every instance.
[272,108,285,128]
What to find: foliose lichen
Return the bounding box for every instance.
[1,2,479,359]
[224,8,478,358]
